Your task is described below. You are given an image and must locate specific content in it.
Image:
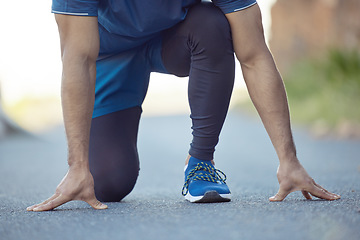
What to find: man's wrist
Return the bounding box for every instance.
[66,139,90,167]
[274,139,297,163]
[278,153,299,165]
[67,152,89,169]
[68,159,89,170]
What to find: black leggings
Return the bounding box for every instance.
[89,3,235,202]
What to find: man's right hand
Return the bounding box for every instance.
[27,166,107,211]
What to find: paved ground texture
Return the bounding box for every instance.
[1,111,359,240]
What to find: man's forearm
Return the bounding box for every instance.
[241,52,297,163]
[226,5,297,164]
[55,14,100,168]
[61,57,96,167]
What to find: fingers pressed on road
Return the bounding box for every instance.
[313,181,340,198]
[269,178,341,202]
[32,194,71,212]
[27,193,60,211]
[309,181,340,200]
[27,194,108,211]
[86,197,108,210]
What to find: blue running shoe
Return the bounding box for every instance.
[182,157,231,203]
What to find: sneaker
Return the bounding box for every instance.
[182,157,231,203]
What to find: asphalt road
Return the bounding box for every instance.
[1,111,359,240]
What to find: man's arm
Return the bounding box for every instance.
[27,14,107,211]
[225,4,340,201]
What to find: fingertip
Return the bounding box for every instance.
[269,196,282,202]
[88,199,108,210]
[94,202,108,210]
[305,195,312,200]
[333,194,341,200]
[97,203,108,210]
[26,204,38,211]
[325,192,341,201]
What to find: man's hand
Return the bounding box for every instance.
[269,159,341,201]
[27,166,107,211]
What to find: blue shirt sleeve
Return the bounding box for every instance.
[212,0,257,14]
[52,0,99,16]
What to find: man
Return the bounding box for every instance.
[27,0,340,211]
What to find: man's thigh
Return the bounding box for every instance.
[94,47,151,118]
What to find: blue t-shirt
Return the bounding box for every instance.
[52,0,257,38]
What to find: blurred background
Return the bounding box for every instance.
[0,0,359,138]
[268,0,360,139]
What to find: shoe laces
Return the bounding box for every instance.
[182,162,227,196]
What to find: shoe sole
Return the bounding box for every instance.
[185,190,231,203]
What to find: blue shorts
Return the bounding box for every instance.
[94,25,167,118]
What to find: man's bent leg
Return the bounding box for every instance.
[89,32,153,202]
[161,3,235,202]
[162,3,235,161]
[89,107,141,202]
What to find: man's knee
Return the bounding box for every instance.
[182,2,234,70]
[93,166,139,202]
[187,3,232,48]
[161,2,234,77]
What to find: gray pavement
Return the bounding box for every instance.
[0,111,359,240]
